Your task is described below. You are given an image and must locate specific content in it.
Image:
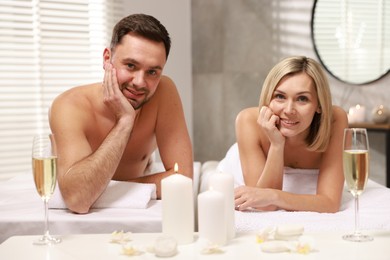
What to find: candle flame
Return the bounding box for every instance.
[174,163,178,173]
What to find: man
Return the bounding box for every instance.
[49,14,193,214]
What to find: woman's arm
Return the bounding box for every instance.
[235,108,267,186]
[236,107,285,188]
[312,105,348,212]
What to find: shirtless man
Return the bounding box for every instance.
[49,14,193,214]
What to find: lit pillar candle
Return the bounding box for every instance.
[348,104,365,123]
[208,171,235,241]
[197,189,227,245]
[161,163,194,244]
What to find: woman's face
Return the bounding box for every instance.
[269,72,321,139]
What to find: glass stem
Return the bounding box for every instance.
[44,200,50,237]
[354,195,361,236]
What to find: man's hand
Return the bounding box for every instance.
[103,62,136,122]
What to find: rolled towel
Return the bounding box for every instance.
[49,180,157,209]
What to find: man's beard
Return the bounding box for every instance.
[130,97,150,110]
[121,85,150,110]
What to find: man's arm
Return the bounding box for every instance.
[49,65,136,213]
[129,76,193,198]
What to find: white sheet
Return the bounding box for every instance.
[205,143,319,195]
[233,179,390,232]
[201,142,390,233]
[0,162,201,244]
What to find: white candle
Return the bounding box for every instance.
[208,171,235,241]
[348,107,356,123]
[348,104,365,123]
[197,189,227,245]
[161,164,194,244]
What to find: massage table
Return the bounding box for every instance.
[200,159,390,233]
[0,162,201,243]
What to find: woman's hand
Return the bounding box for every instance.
[102,62,136,123]
[234,185,277,211]
[258,106,285,145]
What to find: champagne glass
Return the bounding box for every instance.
[32,134,61,245]
[342,128,373,242]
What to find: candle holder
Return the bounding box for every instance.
[371,105,389,124]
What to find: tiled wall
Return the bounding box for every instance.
[192,0,389,185]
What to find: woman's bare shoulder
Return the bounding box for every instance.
[236,107,267,145]
[329,105,349,138]
[331,105,348,124]
[236,107,259,124]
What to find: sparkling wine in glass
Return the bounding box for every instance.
[342,128,373,242]
[32,134,61,245]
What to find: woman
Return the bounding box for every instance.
[232,56,348,213]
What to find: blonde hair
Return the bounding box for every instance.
[259,56,332,152]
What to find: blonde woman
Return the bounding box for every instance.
[232,56,348,213]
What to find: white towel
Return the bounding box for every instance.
[234,179,390,232]
[216,143,319,194]
[49,180,157,209]
[217,143,245,187]
[282,167,318,195]
[207,143,390,232]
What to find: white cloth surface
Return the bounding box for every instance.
[217,143,244,187]
[234,179,390,232]
[0,162,201,243]
[201,142,390,232]
[282,167,318,195]
[49,180,157,209]
[0,173,162,243]
[216,142,319,194]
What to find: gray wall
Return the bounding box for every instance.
[192,0,389,185]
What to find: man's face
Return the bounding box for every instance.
[108,33,167,109]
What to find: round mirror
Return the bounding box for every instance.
[311,0,390,85]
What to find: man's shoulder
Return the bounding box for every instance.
[50,83,100,121]
[158,75,175,89]
[151,75,180,101]
[53,83,98,107]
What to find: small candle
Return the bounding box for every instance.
[198,189,227,245]
[161,163,194,244]
[348,104,365,123]
[208,171,235,241]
